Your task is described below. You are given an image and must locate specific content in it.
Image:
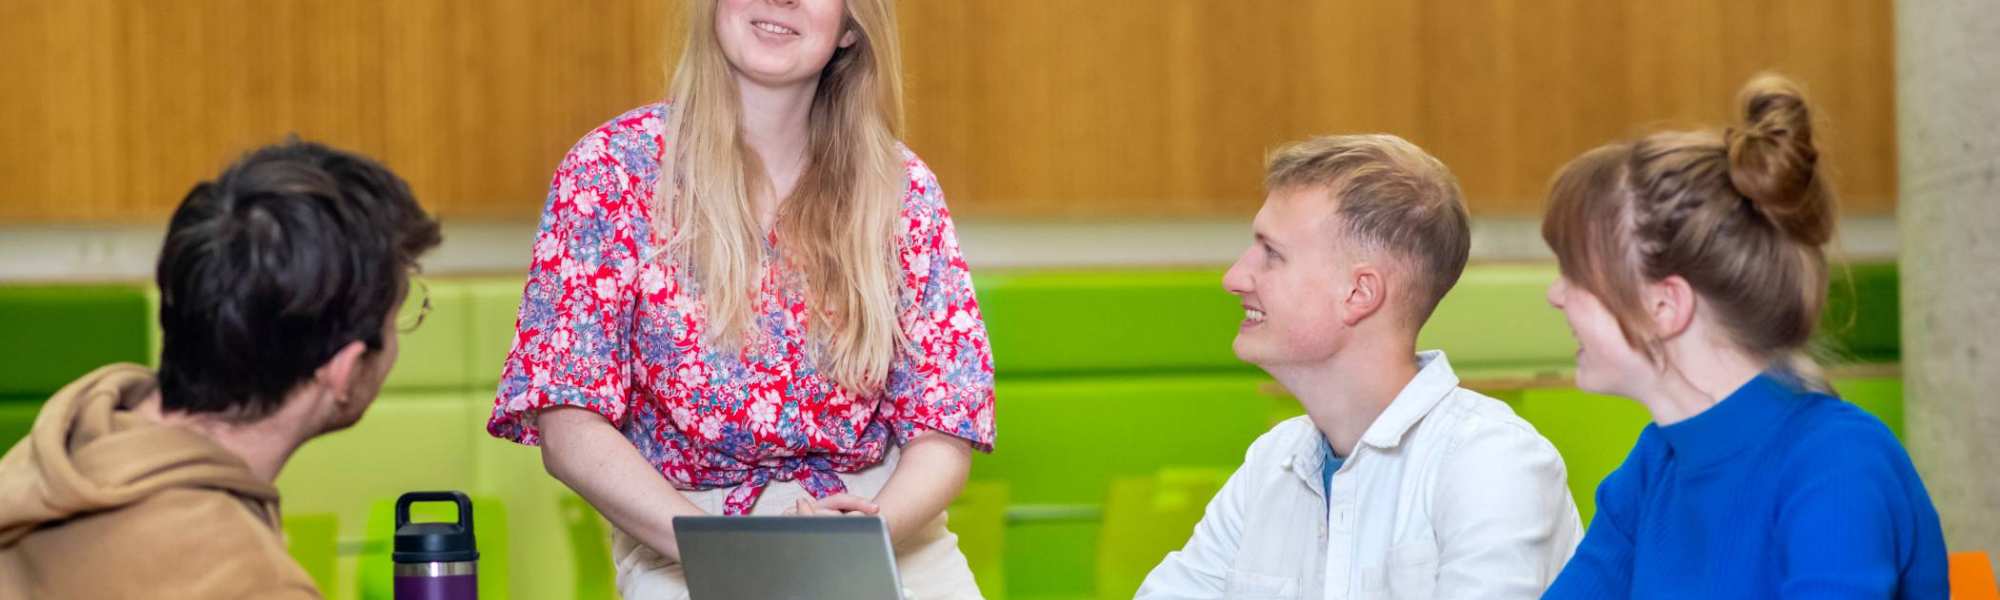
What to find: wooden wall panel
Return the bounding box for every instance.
[904,0,1895,217]
[1416,0,1632,214]
[0,1,1895,222]
[0,0,668,223]
[899,1,1427,218]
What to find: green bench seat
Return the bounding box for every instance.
[974,270,1250,377]
[967,374,1277,597]
[0,283,151,396]
[0,260,1910,600]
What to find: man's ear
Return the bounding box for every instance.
[1647,275,1698,341]
[313,340,369,405]
[1341,263,1389,327]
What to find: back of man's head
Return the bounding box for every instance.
[155,140,441,422]
[1264,134,1471,330]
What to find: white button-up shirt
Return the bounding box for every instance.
[1137,351,1583,599]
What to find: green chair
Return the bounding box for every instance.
[1820,262,1901,364]
[1095,468,1229,600]
[463,276,529,388]
[0,282,154,449]
[559,493,617,600]
[972,269,1252,377]
[972,375,1272,507]
[381,279,474,392]
[283,512,341,598]
[949,480,1010,600]
[356,494,510,600]
[0,283,153,397]
[274,392,481,549]
[472,412,586,600]
[1001,513,1098,600]
[1419,263,1577,375]
[1509,387,1653,524]
[972,374,1270,599]
[0,401,41,451]
[1832,376,1904,440]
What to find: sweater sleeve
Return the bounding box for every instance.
[1543,427,1658,598]
[1135,425,1289,599]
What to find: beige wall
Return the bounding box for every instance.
[0,0,1895,222]
[1897,0,2000,570]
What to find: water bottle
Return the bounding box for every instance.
[392,491,479,600]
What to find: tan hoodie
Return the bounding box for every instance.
[0,364,319,599]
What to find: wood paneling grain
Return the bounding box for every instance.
[0,1,1894,222]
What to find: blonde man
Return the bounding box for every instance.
[1138,135,1582,599]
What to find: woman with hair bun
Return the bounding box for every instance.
[1538,74,1947,598]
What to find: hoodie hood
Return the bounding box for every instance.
[0,364,278,547]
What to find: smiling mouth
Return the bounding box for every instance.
[1244,307,1266,324]
[752,20,799,36]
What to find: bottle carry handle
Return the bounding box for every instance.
[395,491,474,534]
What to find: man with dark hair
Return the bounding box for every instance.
[0,140,441,598]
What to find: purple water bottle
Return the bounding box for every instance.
[392,491,479,600]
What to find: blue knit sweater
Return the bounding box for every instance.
[1543,372,1948,599]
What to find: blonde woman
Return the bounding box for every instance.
[486,0,995,597]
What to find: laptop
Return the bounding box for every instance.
[675,515,906,600]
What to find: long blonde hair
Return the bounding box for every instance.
[656,0,907,392]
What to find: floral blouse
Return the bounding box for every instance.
[487,104,996,515]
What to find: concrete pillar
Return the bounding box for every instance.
[1896,0,2000,566]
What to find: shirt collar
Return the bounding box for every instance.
[1283,350,1459,486]
[1657,371,1804,469]
[1357,350,1459,450]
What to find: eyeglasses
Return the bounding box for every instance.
[398,278,431,333]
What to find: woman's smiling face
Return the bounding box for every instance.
[714,0,856,89]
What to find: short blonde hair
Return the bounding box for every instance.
[1265,134,1471,326]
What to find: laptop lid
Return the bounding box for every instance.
[674,515,904,600]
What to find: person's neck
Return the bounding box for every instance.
[137,389,311,484]
[1268,334,1420,458]
[736,75,818,225]
[1630,333,1767,426]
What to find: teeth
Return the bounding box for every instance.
[753,21,797,35]
[1245,309,1265,321]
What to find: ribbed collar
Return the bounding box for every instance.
[1657,371,1806,470]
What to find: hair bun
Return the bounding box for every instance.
[1725,73,1833,246]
